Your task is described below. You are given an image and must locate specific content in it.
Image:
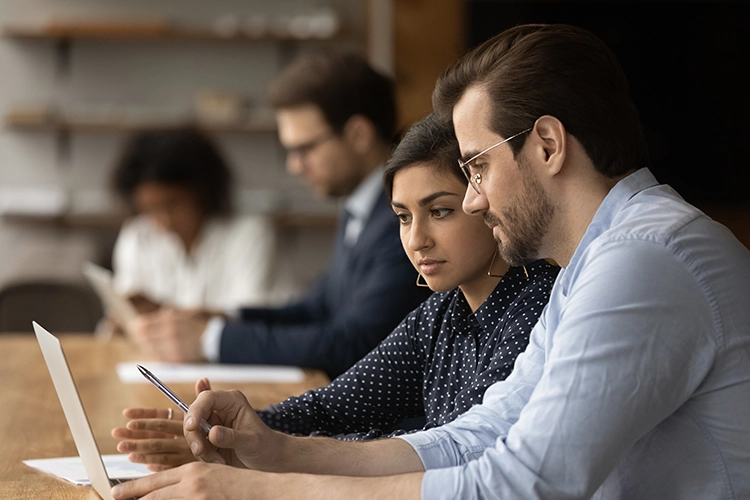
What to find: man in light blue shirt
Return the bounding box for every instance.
[112,23,750,500]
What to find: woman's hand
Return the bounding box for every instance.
[184,389,285,471]
[112,408,193,471]
[111,378,211,471]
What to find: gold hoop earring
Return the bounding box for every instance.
[487,249,506,278]
[416,273,430,287]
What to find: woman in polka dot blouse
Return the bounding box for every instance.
[258,114,559,440]
[112,114,558,467]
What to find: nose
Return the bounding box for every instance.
[286,153,305,176]
[407,218,431,252]
[462,184,488,216]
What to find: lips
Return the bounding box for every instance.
[418,258,445,275]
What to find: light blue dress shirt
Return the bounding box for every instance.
[398,168,750,499]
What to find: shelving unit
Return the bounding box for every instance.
[0,211,337,230]
[1,17,352,229]
[2,19,345,135]
[2,23,345,43]
[4,110,277,135]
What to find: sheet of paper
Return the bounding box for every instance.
[23,454,152,485]
[117,361,305,384]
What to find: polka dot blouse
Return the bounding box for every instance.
[258,259,559,440]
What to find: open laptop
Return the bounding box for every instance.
[33,321,141,500]
[81,262,138,330]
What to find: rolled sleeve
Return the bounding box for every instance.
[397,430,458,471]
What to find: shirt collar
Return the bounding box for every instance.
[560,167,660,289]
[343,166,385,222]
[450,265,533,334]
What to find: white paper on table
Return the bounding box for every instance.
[23,454,152,485]
[117,361,305,384]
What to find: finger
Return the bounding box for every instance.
[126,450,192,468]
[117,437,186,455]
[184,391,215,430]
[195,377,211,395]
[126,316,150,339]
[183,390,251,463]
[183,427,224,464]
[127,418,184,435]
[112,427,174,441]
[160,306,177,320]
[111,467,181,499]
[186,390,251,427]
[123,408,179,420]
[146,463,175,473]
[208,425,257,454]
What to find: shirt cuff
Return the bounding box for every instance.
[224,307,240,319]
[396,429,462,470]
[201,316,226,362]
[422,468,464,500]
[397,433,472,500]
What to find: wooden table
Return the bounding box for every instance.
[0,334,329,499]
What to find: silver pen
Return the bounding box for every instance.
[136,364,213,434]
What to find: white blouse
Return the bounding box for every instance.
[112,214,290,311]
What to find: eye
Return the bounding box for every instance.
[430,208,453,219]
[471,161,487,173]
[394,212,412,224]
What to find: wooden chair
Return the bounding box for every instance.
[0,280,103,332]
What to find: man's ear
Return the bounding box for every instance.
[529,115,567,177]
[342,114,377,154]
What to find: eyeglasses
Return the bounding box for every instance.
[285,131,336,159]
[458,127,533,194]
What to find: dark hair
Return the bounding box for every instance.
[383,114,465,199]
[112,128,233,215]
[433,23,649,178]
[269,49,397,144]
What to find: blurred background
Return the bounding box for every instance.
[0,0,746,328]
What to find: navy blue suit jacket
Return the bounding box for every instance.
[219,191,432,378]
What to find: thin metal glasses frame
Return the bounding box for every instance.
[458,127,533,193]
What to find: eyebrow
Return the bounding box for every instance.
[459,151,480,164]
[391,191,461,209]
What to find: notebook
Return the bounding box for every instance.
[32,321,146,499]
[81,261,138,329]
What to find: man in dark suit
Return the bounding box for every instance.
[128,51,431,378]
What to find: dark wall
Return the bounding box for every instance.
[468,1,750,204]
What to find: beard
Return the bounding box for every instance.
[482,160,554,267]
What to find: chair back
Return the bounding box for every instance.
[0,280,103,333]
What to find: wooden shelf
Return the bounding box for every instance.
[271,212,337,229]
[4,112,277,135]
[2,22,344,43]
[1,211,336,230]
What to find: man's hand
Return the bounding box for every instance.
[111,462,424,500]
[110,387,425,499]
[184,389,285,470]
[128,308,211,362]
[111,462,266,500]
